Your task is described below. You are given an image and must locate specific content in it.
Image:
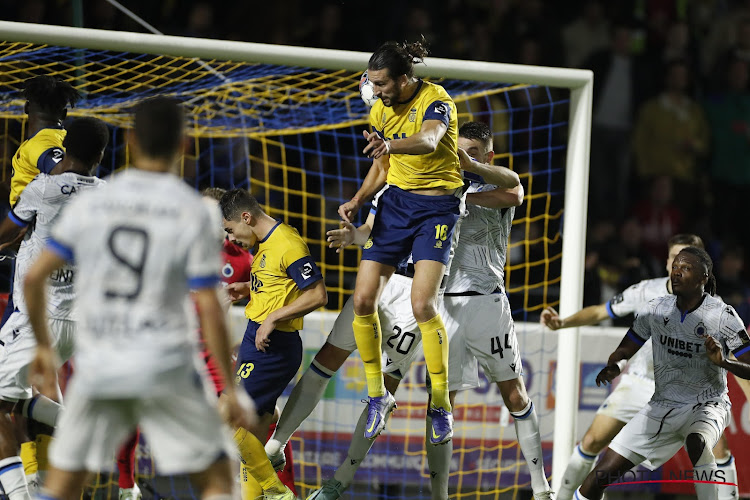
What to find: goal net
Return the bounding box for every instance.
[0,21,592,500]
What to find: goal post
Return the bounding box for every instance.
[0,19,592,493]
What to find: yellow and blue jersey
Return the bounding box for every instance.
[11,127,66,205]
[244,221,323,331]
[369,80,462,191]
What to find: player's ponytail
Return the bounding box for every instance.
[369,35,428,79]
[680,246,716,296]
[402,35,429,65]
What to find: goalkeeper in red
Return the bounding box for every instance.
[338,38,463,444]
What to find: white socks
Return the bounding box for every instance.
[694,463,719,500]
[716,454,738,500]
[268,360,333,451]
[558,445,597,500]
[0,457,31,500]
[510,401,550,495]
[21,395,62,427]
[425,413,452,500]
[332,403,390,487]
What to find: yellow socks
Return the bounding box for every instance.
[35,434,53,472]
[419,315,451,411]
[239,462,263,500]
[352,312,385,397]
[19,441,37,475]
[233,427,285,495]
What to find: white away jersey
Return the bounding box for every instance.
[9,173,105,320]
[444,181,514,294]
[607,277,670,381]
[48,169,223,398]
[630,294,750,407]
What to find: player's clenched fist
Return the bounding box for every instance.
[226,281,251,301]
[540,306,563,330]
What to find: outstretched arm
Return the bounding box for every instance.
[327,212,376,252]
[338,154,388,223]
[458,148,520,189]
[540,304,610,330]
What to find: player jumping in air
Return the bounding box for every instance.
[575,247,750,500]
[25,97,254,500]
[220,188,327,500]
[0,117,108,500]
[541,234,740,500]
[268,122,551,499]
[337,37,464,445]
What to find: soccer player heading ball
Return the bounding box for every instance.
[338,37,464,445]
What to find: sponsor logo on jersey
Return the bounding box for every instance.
[694,322,706,338]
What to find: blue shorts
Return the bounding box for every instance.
[235,320,303,416]
[362,186,461,267]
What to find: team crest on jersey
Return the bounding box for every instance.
[222,263,235,278]
[434,240,443,249]
[694,322,707,338]
[364,238,373,249]
[382,112,386,125]
[259,254,266,268]
[408,108,417,122]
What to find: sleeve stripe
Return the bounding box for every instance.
[627,329,647,346]
[47,238,74,262]
[605,301,617,319]
[733,344,750,358]
[188,275,221,290]
[8,211,29,227]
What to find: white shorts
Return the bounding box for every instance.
[441,292,521,391]
[596,373,655,423]
[610,399,730,470]
[327,274,422,379]
[0,311,76,401]
[50,365,233,475]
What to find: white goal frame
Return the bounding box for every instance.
[0,20,592,491]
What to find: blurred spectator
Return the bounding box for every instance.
[617,216,658,287]
[562,1,610,68]
[495,0,563,65]
[183,3,216,39]
[709,16,750,92]
[704,56,750,252]
[716,242,750,324]
[701,0,750,77]
[643,20,700,97]
[632,59,709,217]
[632,175,683,264]
[584,23,649,220]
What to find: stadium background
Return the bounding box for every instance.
[1,1,750,499]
